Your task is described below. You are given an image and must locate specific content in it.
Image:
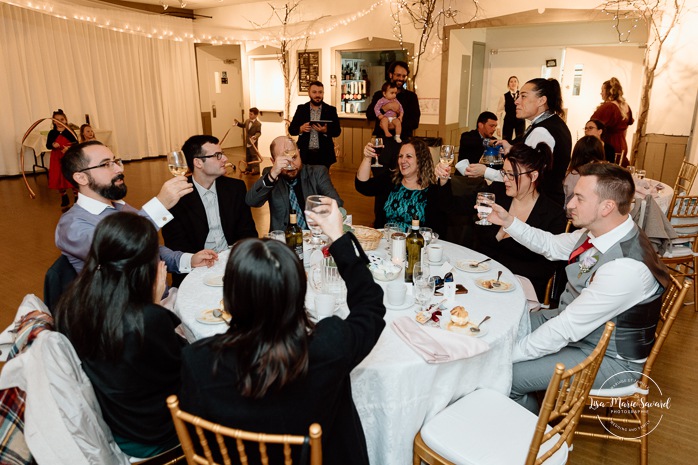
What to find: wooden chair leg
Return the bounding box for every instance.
[640,403,649,465]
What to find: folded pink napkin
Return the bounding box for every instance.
[391,316,490,364]
[515,275,541,312]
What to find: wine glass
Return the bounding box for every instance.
[412,262,431,286]
[439,145,455,179]
[370,137,384,168]
[305,195,331,245]
[167,151,188,176]
[384,222,401,250]
[414,275,436,310]
[475,192,496,226]
[283,139,298,171]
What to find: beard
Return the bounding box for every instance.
[89,173,128,200]
[279,167,300,181]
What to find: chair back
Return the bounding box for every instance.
[673,160,698,196]
[665,195,698,251]
[167,395,322,465]
[526,321,615,465]
[641,275,689,386]
[43,255,77,311]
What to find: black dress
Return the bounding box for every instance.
[473,185,567,301]
[178,234,386,465]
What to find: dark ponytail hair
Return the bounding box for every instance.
[54,212,160,362]
[526,78,564,117]
[504,142,553,192]
[52,108,67,130]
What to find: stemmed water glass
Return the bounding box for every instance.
[413,262,435,310]
[475,192,496,226]
[167,151,188,176]
[305,195,331,245]
[439,145,455,179]
[370,137,384,168]
[283,139,298,171]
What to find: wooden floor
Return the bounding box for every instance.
[1,149,696,464]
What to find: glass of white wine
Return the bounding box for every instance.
[439,145,455,180]
[305,195,331,245]
[167,151,188,176]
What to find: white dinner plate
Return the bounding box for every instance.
[440,318,489,337]
[196,308,229,325]
[474,277,516,293]
[454,259,491,273]
[384,294,415,311]
[203,274,224,287]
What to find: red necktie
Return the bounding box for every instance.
[569,237,593,264]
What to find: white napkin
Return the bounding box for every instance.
[515,275,541,312]
[391,316,490,364]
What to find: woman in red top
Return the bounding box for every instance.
[46,109,78,206]
[590,78,634,166]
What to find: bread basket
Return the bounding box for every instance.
[353,225,382,251]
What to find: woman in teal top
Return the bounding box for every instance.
[355,138,451,235]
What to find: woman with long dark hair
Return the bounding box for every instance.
[564,136,605,211]
[55,212,183,458]
[179,198,385,465]
[466,78,572,208]
[473,143,567,301]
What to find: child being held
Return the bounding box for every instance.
[374,82,404,143]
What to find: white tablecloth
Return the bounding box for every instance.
[635,178,674,214]
[174,240,529,465]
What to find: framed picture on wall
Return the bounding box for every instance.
[298,50,321,95]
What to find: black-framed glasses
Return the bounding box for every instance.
[196,152,224,160]
[78,158,123,172]
[500,169,535,180]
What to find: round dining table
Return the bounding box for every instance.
[174,237,530,465]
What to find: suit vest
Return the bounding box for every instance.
[560,224,670,361]
[503,92,518,122]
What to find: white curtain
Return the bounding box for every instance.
[0,1,202,175]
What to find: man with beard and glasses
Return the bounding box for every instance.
[163,135,258,287]
[245,136,343,232]
[288,81,341,169]
[56,141,218,275]
[366,61,421,142]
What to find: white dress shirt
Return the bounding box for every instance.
[504,216,660,363]
[192,178,229,252]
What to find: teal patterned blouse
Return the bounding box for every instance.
[384,184,428,232]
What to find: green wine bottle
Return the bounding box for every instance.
[405,218,424,283]
[285,210,304,265]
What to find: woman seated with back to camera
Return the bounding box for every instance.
[54,212,183,459]
[564,135,606,214]
[178,197,385,465]
[355,137,452,236]
[473,143,567,302]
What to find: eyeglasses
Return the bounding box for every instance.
[500,169,536,180]
[584,126,597,131]
[196,152,224,160]
[78,158,123,172]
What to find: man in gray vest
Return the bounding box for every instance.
[487,162,669,413]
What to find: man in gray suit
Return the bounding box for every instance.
[234,107,262,175]
[246,136,343,231]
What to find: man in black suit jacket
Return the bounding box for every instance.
[163,135,258,287]
[288,81,341,169]
[458,111,498,165]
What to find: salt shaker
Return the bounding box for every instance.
[391,232,406,265]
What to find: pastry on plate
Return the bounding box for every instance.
[449,306,470,326]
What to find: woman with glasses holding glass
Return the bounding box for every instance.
[473,143,567,301]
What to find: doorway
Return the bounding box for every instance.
[195,45,243,148]
[467,42,486,129]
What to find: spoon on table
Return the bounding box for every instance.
[469,257,491,268]
[470,316,491,333]
[491,271,503,288]
[212,309,231,325]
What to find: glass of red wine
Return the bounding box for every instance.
[371,137,383,168]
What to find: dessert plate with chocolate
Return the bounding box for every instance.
[474,276,515,293]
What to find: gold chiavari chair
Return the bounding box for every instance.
[167,395,322,465]
[575,276,690,465]
[413,322,615,465]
